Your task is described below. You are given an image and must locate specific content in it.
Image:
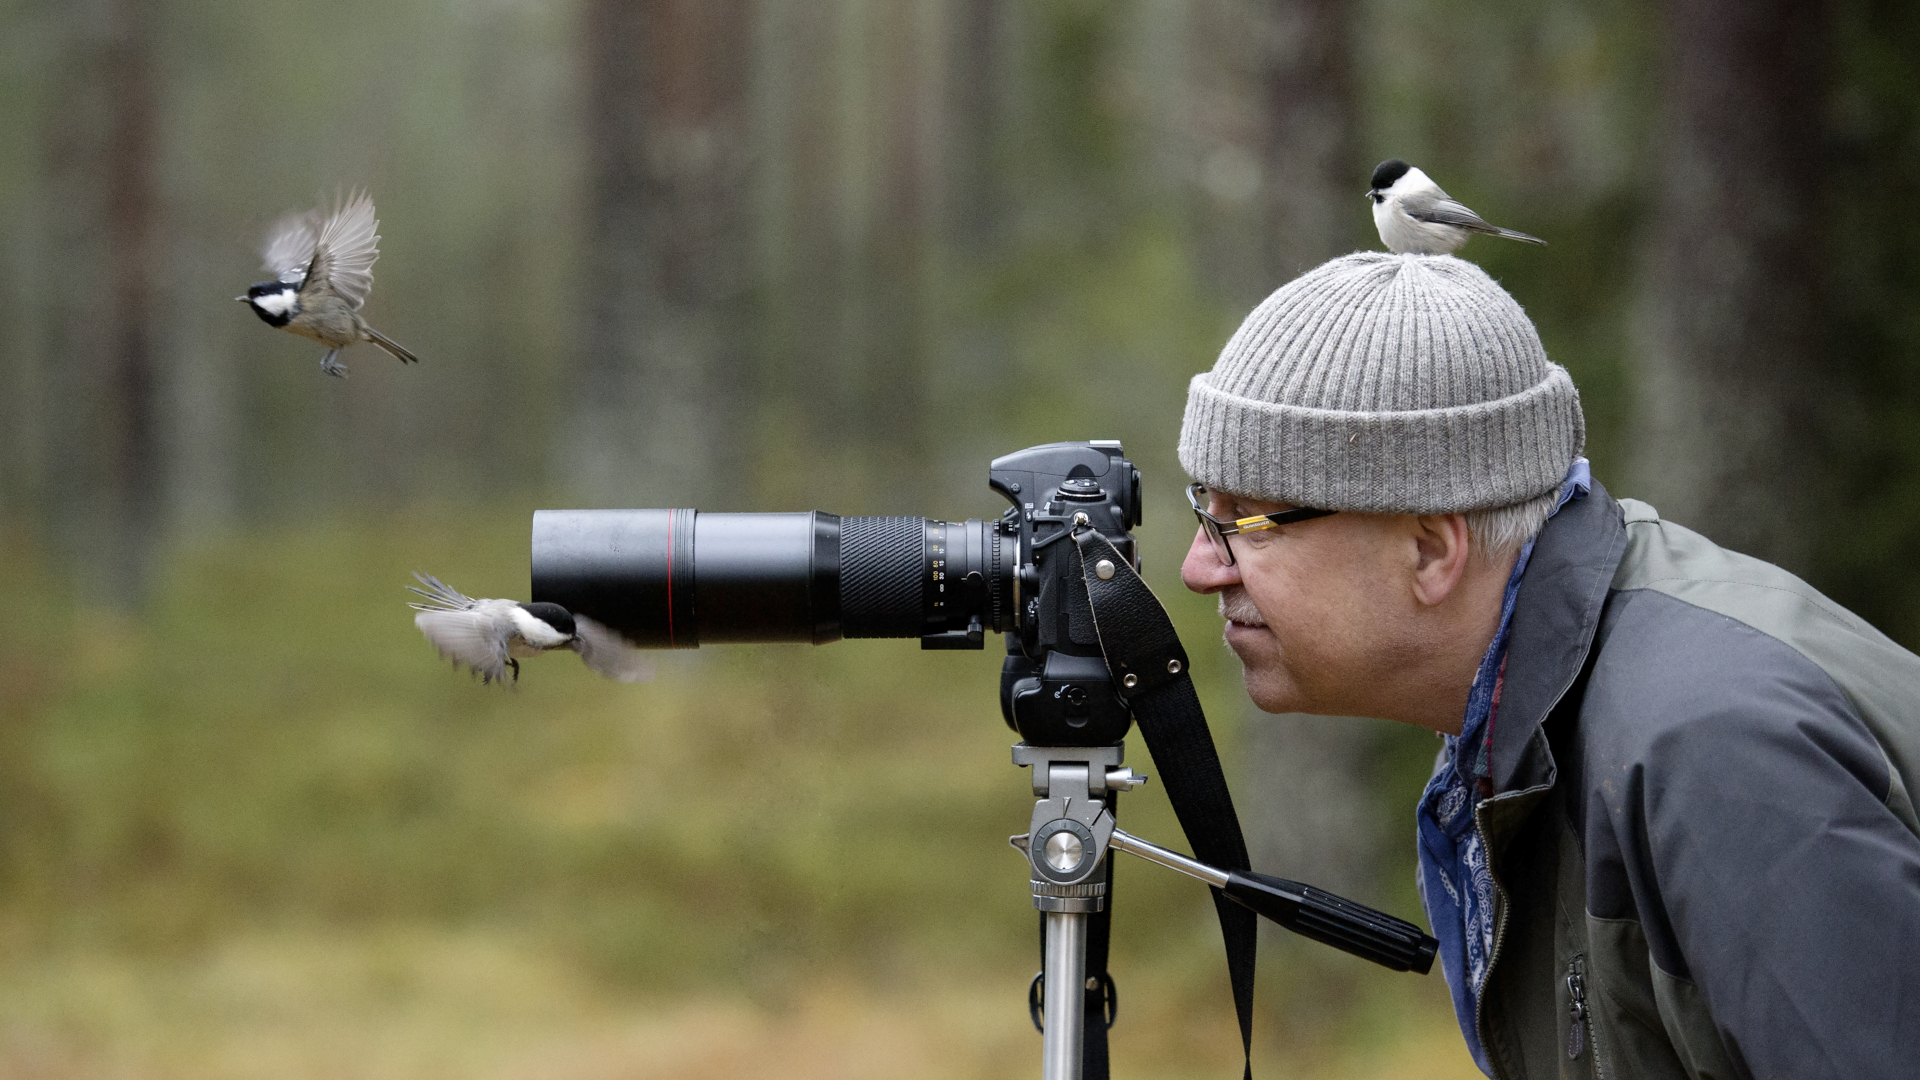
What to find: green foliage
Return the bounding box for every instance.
[1027,0,1130,187]
[1814,0,1920,645]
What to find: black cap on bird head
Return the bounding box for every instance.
[517,602,577,638]
[1369,159,1411,192]
[239,280,299,327]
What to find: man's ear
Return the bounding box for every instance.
[1410,513,1473,607]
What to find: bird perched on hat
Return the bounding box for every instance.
[238,190,419,378]
[1367,160,1544,256]
[408,573,654,685]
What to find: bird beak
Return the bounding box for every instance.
[234,295,248,302]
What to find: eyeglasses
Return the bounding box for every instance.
[1186,482,1336,566]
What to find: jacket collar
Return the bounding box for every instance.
[1490,478,1628,792]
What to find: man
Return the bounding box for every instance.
[1177,251,1920,1079]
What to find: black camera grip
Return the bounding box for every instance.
[1222,871,1438,974]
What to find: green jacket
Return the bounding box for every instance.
[1469,480,1920,1079]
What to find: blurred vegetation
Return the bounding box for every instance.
[2,0,1918,1075]
[0,513,1464,1076]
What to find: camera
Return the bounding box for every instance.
[531,440,1143,746]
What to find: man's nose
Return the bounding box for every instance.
[1181,527,1240,594]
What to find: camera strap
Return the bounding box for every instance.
[1072,527,1258,1080]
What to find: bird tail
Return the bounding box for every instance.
[364,326,419,364]
[407,571,474,612]
[1492,227,1546,246]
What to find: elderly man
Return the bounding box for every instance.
[1177,252,1920,1079]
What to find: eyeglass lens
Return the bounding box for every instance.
[1190,486,1236,566]
[1204,519,1234,565]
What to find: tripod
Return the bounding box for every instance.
[1011,741,1437,1080]
[1012,744,1135,1080]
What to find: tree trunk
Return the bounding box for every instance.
[1257,0,1359,281]
[949,0,1004,260]
[41,0,162,607]
[847,0,930,471]
[572,0,755,505]
[1629,0,1832,570]
[748,0,939,506]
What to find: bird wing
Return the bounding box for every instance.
[414,608,513,684]
[572,615,656,683]
[260,210,320,285]
[407,571,479,612]
[305,190,381,308]
[1404,193,1497,232]
[1405,194,1545,244]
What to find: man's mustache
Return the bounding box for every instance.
[1217,587,1265,627]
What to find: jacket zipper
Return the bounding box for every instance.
[1467,504,1619,1079]
[1472,802,1516,1077]
[1470,782,1569,1077]
[1566,953,1590,1061]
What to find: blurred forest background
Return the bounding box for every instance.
[2,0,1918,1077]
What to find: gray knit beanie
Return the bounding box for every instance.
[1178,252,1583,513]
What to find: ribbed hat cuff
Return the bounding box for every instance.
[1177,366,1585,514]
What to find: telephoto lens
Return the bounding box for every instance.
[532,441,1141,667]
[531,510,1016,649]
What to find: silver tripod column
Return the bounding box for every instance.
[1042,910,1089,1080]
[1013,744,1148,1080]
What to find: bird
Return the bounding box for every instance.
[407,572,654,685]
[237,190,419,378]
[1367,160,1544,256]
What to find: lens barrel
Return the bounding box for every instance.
[531,510,1012,647]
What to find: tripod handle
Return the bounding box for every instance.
[1107,828,1437,974]
[1222,870,1437,974]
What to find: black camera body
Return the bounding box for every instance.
[529,440,1143,747]
[988,441,1140,747]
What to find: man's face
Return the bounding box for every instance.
[1180,488,1427,718]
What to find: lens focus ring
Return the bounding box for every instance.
[839,517,926,638]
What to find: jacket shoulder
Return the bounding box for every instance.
[1602,498,1920,832]
[1611,498,1887,642]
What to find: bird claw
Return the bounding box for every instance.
[320,351,349,378]
[507,658,521,684]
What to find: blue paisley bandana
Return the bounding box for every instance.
[1417,458,1590,1077]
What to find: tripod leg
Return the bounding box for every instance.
[1042,911,1087,1080]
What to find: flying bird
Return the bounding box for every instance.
[408,573,654,685]
[1367,160,1544,256]
[237,190,419,377]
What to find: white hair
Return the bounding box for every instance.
[1464,487,1561,563]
